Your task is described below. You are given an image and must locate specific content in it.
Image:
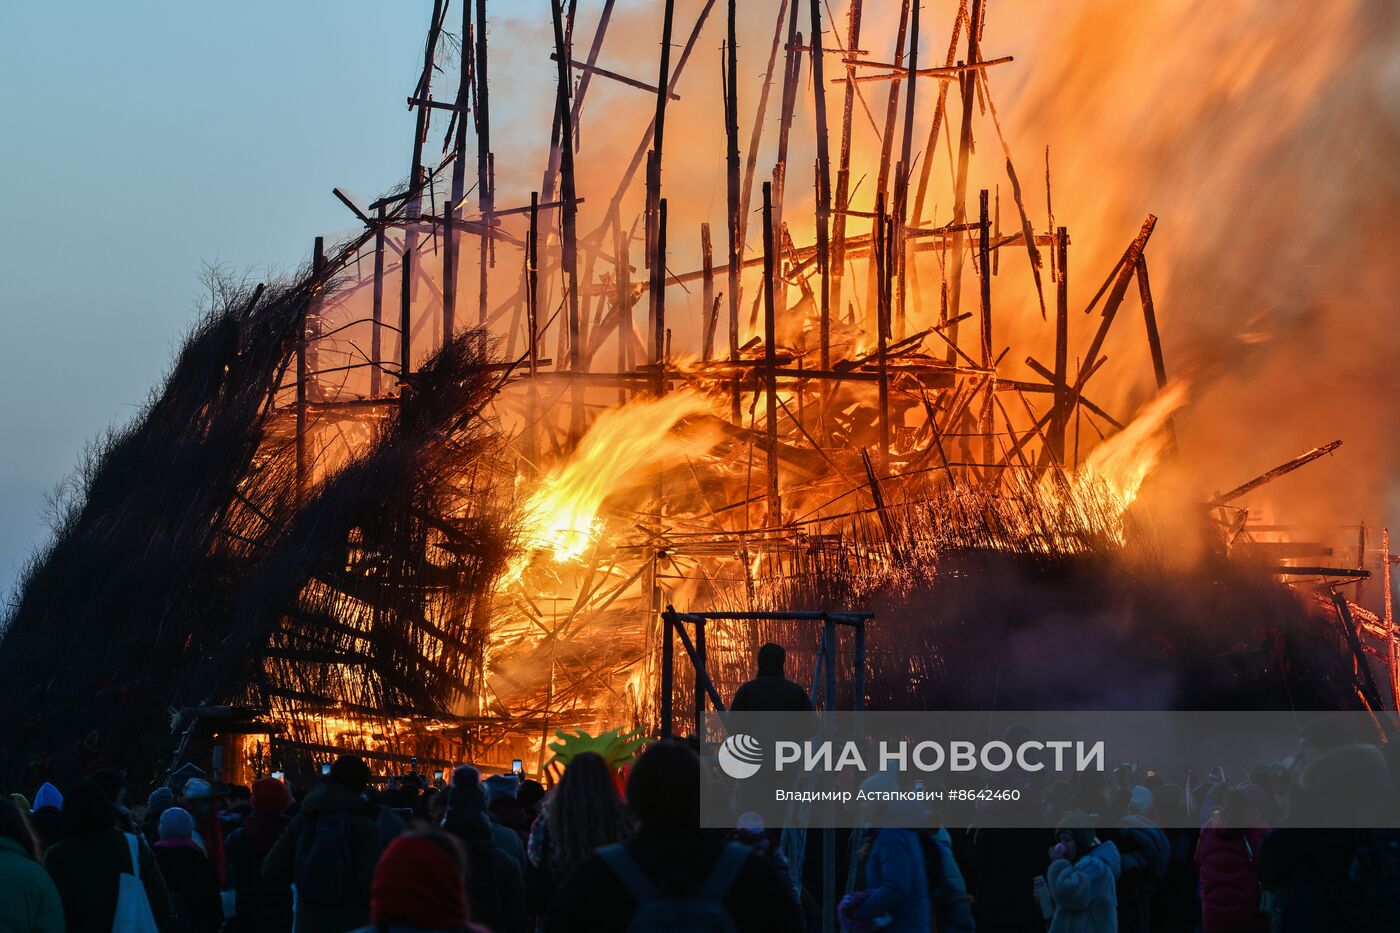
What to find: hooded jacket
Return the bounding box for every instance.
[262,781,382,933]
[847,827,931,933]
[1047,840,1122,933]
[0,835,65,933]
[1194,817,1268,933]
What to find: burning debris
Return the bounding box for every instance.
[2,0,1395,792]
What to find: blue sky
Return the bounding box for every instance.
[0,3,430,600]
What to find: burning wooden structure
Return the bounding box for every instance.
[2,0,1396,789]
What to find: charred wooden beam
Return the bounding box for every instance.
[1209,441,1344,508]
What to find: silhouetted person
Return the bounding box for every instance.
[543,741,803,932]
[263,756,382,933]
[44,777,172,933]
[729,644,812,713]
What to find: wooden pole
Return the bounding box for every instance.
[1386,528,1398,706]
[701,223,715,361]
[297,238,323,503]
[946,0,983,360]
[443,0,473,340]
[660,611,674,739]
[829,0,864,327]
[738,0,789,262]
[724,3,743,422]
[894,0,920,338]
[370,205,386,398]
[399,234,414,406]
[613,211,632,405]
[866,0,911,329]
[1048,225,1069,462]
[875,195,891,470]
[648,0,676,385]
[695,618,707,745]
[398,0,445,405]
[1078,215,1157,385]
[550,0,583,443]
[475,0,493,331]
[656,198,668,396]
[526,192,540,467]
[1135,252,1176,452]
[809,0,832,376]
[771,0,803,261]
[762,182,781,522]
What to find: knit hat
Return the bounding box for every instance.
[371,835,469,929]
[32,782,63,812]
[182,778,213,801]
[159,806,195,841]
[1055,810,1097,856]
[147,786,175,815]
[448,765,485,810]
[482,773,518,803]
[251,777,293,815]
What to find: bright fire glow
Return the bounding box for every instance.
[514,389,723,567]
[1056,381,1189,510]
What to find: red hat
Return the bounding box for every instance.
[371,835,469,929]
[250,777,292,815]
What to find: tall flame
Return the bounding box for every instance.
[1050,382,1190,512]
[515,389,722,567]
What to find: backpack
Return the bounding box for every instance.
[599,842,750,933]
[112,833,160,933]
[1341,828,1400,931]
[295,810,353,907]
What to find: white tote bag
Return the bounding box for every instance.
[111,832,160,933]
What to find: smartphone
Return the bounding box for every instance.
[271,770,285,782]
[511,758,523,775]
[433,769,443,782]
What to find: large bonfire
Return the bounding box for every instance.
[2,0,1395,789]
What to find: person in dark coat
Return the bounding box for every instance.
[1109,787,1170,933]
[1194,788,1268,933]
[729,643,813,712]
[0,796,65,933]
[143,787,176,847]
[1147,783,1199,933]
[28,784,64,853]
[263,755,383,933]
[441,766,528,933]
[153,807,223,933]
[179,779,226,888]
[967,794,1052,933]
[484,773,532,849]
[43,777,172,933]
[1258,744,1394,933]
[542,741,803,933]
[224,776,293,933]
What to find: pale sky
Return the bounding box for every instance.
[0,2,430,600]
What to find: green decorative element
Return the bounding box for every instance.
[546,726,648,771]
